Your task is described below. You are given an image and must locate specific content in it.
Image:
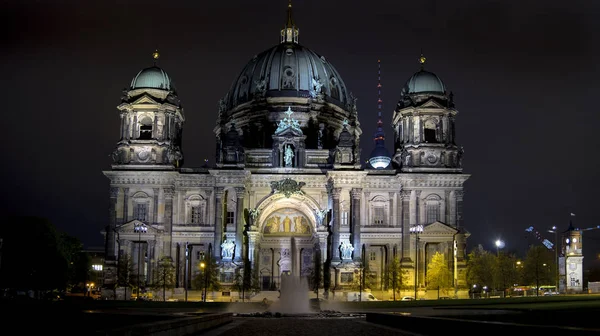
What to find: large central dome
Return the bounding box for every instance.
[225,42,351,110]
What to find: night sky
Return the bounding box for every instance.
[3,0,600,266]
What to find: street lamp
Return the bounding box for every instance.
[410,224,423,300]
[200,262,206,302]
[184,242,189,302]
[547,226,559,293]
[495,239,505,256]
[133,223,147,300]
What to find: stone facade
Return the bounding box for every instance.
[101,4,470,299]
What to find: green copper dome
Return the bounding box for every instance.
[130,66,173,91]
[402,70,445,95]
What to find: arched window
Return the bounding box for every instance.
[132,192,150,222]
[185,195,207,225]
[424,194,441,224]
[139,116,153,140]
[424,119,438,143]
[369,195,389,226]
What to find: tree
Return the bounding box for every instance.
[523,245,553,296]
[493,253,519,296]
[385,257,408,301]
[426,252,452,297]
[195,259,220,292]
[311,249,323,298]
[466,245,496,289]
[151,256,176,301]
[350,261,375,291]
[0,216,76,295]
[117,255,135,298]
[193,257,220,295]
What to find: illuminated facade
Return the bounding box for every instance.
[560,222,584,293]
[101,2,470,299]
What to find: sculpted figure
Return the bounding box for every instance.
[284,145,294,167]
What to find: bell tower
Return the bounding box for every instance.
[391,54,462,172]
[111,51,185,169]
[562,221,584,293]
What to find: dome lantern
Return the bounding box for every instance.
[280,0,299,44]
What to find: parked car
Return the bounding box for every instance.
[401,296,415,301]
[347,292,378,301]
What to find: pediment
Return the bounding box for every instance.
[274,126,303,137]
[131,95,159,106]
[423,221,458,235]
[421,99,444,109]
[116,220,159,234]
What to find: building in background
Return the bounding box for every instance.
[101,2,470,299]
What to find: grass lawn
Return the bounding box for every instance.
[342,294,600,310]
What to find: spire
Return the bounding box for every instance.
[373,59,385,144]
[286,0,294,28]
[152,49,160,66]
[280,0,299,44]
[368,59,391,169]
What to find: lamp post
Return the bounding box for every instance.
[133,223,147,300]
[548,226,559,293]
[495,239,505,256]
[200,262,206,302]
[204,247,211,302]
[184,242,189,302]
[410,224,423,300]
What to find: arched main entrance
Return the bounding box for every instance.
[253,194,322,290]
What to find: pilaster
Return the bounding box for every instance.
[214,187,224,261]
[234,187,245,261]
[331,188,342,262]
[351,188,362,261]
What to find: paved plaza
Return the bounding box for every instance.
[199,316,419,336]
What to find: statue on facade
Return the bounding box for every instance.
[310,77,324,98]
[404,152,411,167]
[340,241,354,260]
[221,240,235,259]
[284,145,294,167]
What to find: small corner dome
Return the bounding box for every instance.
[130,66,173,91]
[401,70,445,95]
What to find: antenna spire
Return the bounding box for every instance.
[374,59,385,143]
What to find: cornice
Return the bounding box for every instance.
[399,173,470,188]
[103,170,177,185]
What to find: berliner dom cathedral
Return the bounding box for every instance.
[102,1,470,300]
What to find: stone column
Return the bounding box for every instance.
[449,190,457,226]
[418,191,425,225]
[163,188,174,258]
[214,188,224,260]
[122,187,129,223]
[106,187,119,260]
[147,240,156,284]
[351,188,362,261]
[152,188,159,224]
[456,191,464,229]
[409,190,417,226]
[331,188,342,262]
[234,187,245,261]
[247,231,260,268]
[388,192,395,227]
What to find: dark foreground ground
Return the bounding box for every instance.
[2,295,600,335]
[197,316,411,336]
